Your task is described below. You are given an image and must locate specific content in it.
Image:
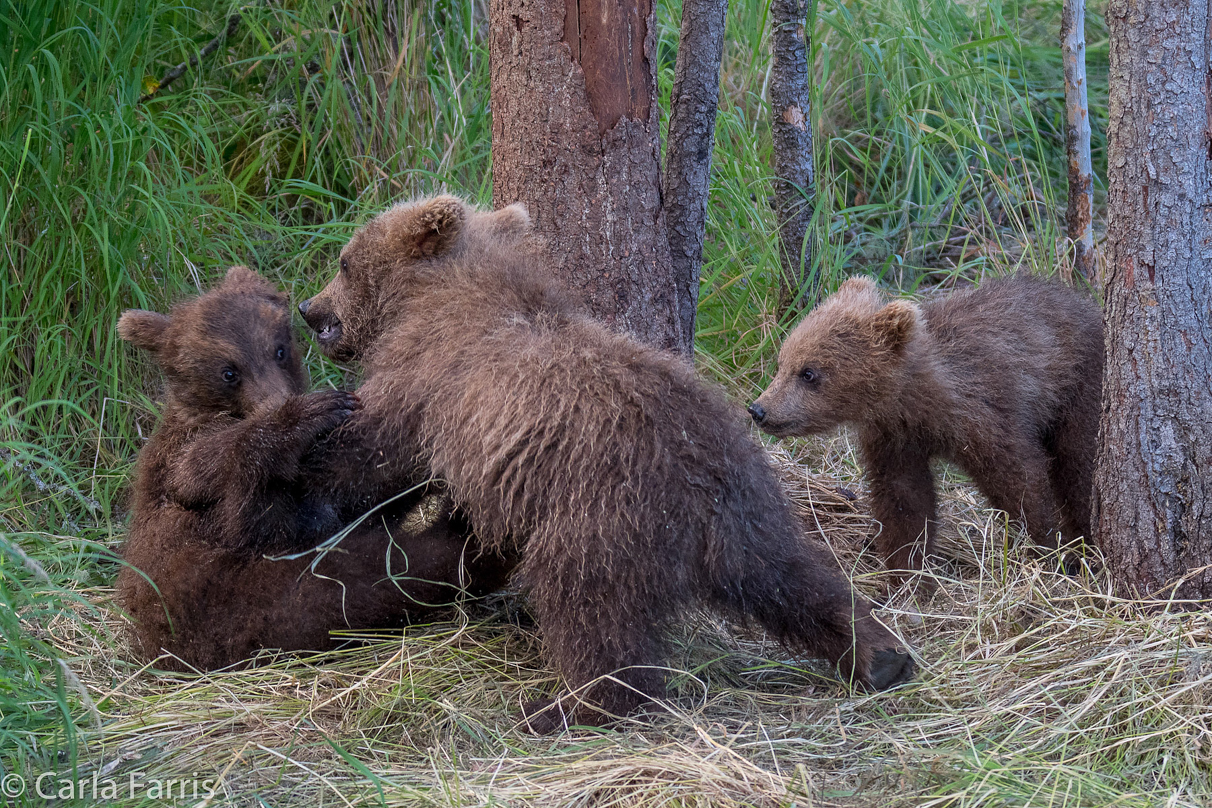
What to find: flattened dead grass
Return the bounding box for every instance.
[46,439,1212,807]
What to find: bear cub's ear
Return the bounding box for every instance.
[869,300,922,353]
[118,310,171,353]
[399,195,468,259]
[838,276,879,298]
[835,276,885,312]
[221,266,279,297]
[486,203,531,240]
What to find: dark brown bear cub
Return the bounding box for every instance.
[117,267,510,670]
[298,196,914,732]
[750,275,1103,574]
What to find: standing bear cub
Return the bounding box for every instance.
[750,275,1103,574]
[298,196,914,732]
[117,267,511,670]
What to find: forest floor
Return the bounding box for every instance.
[28,438,1212,807]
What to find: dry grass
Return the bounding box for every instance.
[40,440,1212,807]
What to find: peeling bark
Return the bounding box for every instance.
[490,0,687,354]
[1095,0,1212,601]
[769,0,816,312]
[1062,0,1096,282]
[663,0,728,346]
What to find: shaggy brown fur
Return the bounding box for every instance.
[117,267,511,670]
[298,196,914,732]
[750,276,1103,573]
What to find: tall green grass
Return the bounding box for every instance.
[0,0,1108,502]
[1,0,492,502]
[1,0,1117,804]
[691,0,1107,386]
[1,0,492,785]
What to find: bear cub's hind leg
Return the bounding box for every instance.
[518,548,671,733]
[970,440,1068,564]
[707,532,915,692]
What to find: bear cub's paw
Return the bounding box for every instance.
[520,692,663,734]
[848,612,916,691]
[866,648,916,691]
[520,695,635,734]
[520,696,573,734]
[285,390,361,438]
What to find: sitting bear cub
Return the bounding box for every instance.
[750,275,1103,575]
[298,196,914,732]
[117,267,511,670]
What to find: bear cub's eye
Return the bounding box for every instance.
[340,258,349,272]
[275,346,286,362]
[799,368,818,384]
[221,368,240,385]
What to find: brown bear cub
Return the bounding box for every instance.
[298,196,914,732]
[117,267,511,670]
[750,275,1103,574]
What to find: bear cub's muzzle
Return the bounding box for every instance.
[298,298,343,346]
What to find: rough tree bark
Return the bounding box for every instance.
[769,0,816,312]
[1094,0,1212,601]
[664,0,729,343]
[1061,0,1095,282]
[490,0,688,354]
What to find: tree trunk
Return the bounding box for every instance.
[769,0,817,313]
[664,0,729,345]
[489,0,688,355]
[1061,0,1095,282]
[1094,0,1212,601]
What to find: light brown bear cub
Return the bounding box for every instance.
[750,275,1103,574]
[117,267,510,670]
[298,196,914,732]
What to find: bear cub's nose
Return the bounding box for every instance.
[298,299,311,316]
[747,403,766,424]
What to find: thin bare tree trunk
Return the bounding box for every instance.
[1061,0,1095,282]
[664,0,729,346]
[489,0,688,355]
[1094,0,1212,601]
[769,0,816,312]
